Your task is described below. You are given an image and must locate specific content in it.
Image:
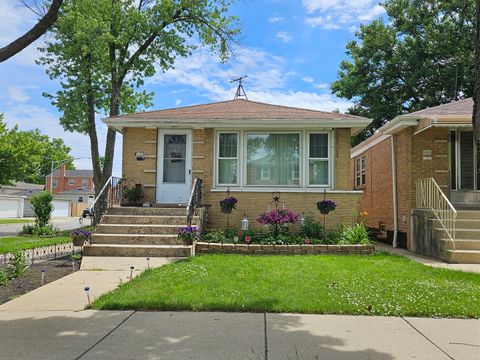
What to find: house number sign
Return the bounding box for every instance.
[422,149,432,161]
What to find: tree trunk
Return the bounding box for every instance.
[474,0,480,183]
[0,0,63,63]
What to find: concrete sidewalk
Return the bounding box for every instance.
[0,311,479,359]
[375,242,480,273]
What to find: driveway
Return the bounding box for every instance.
[0,217,84,237]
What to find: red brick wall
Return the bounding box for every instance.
[45,165,94,194]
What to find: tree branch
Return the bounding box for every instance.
[0,0,63,63]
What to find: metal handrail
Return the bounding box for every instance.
[90,176,125,225]
[187,177,203,226]
[416,178,457,250]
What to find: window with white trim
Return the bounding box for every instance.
[69,179,75,186]
[217,133,238,185]
[308,133,330,186]
[82,178,88,188]
[52,179,57,188]
[355,156,366,187]
[246,133,300,186]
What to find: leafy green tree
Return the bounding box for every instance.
[39,0,240,203]
[30,191,54,227]
[0,114,73,185]
[332,0,475,144]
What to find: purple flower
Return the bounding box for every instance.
[71,229,91,238]
[178,225,198,235]
[257,208,300,226]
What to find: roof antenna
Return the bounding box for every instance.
[231,75,248,100]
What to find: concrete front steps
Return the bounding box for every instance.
[83,206,196,257]
[432,211,480,263]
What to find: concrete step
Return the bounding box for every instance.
[435,228,480,239]
[101,215,198,225]
[107,207,189,216]
[440,238,480,251]
[445,249,480,264]
[91,233,184,245]
[456,210,480,220]
[431,218,480,229]
[83,244,191,257]
[96,224,181,235]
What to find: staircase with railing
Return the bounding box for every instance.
[416,177,457,250]
[82,177,204,258]
[415,178,480,263]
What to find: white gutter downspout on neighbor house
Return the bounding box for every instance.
[390,135,399,248]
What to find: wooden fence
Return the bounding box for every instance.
[70,203,89,217]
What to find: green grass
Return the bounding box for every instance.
[92,253,480,318]
[0,219,34,224]
[0,235,71,254]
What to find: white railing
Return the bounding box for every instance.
[416,178,457,250]
[91,176,125,224]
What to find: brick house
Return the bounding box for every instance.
[103,99,371,231]
[46,164,94,195]
[351,99,480,263]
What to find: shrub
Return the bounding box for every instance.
[299,214,324,239]
[203,229,239,243]
[33,225,59,236]
[9,251,29,279]
[0,267,8,286]
[20,223,36,235]
[338,223,371,245]
[123,184,143,203]
[257,208,300,239]
[30,191,53,228]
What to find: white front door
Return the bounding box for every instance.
[156,130,192,204]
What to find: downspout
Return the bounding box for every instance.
[390,135,399,248]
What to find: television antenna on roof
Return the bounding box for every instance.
[231,75,248,100]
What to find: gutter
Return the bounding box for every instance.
[390,135,398,248]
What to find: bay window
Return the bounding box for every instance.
[217,133,238,185]
[215,131,333,188]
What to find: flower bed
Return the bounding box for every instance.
[195,242,375,256]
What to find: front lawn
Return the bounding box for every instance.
[92,253,480,318]
[0,235,71,254]
[0,219,34,224]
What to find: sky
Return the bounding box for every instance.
[0,0,386,176]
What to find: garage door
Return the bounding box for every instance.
[0,198,21,218]
[52,201,70,217]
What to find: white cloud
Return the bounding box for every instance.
[148,46,351,113]
[302,76,314,83]
[7,86,32,103]
[276,31,293,43]
[268,16,284,23]
[314,83,329,90]
[175,99,182,106]
[303,0,385,30]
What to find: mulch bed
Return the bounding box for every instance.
[0,256,80,305]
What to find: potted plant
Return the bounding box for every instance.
[178,225,199,245]
[219,196,238,214]
[316,200,337,215]
[123,184,144,206]
[71,229,91,247]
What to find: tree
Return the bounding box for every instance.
[0,0,63,63]
[39,0,240,205]
[332,0,475,144]
[0,114,74,185]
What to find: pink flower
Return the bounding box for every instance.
[304,238,311,245]
[245,236,251,244]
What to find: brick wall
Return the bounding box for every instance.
[122,127,362,231]
[122,127,158,202]
[353,126,450,249]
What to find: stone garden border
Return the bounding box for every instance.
[195,242,375,256]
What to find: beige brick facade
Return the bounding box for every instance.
[122,127,361,231]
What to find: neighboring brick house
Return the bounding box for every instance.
[351,98,477,251]
[103,99,371,231]
[46,164,94,195]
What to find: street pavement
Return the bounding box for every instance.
[0,217,84,237]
